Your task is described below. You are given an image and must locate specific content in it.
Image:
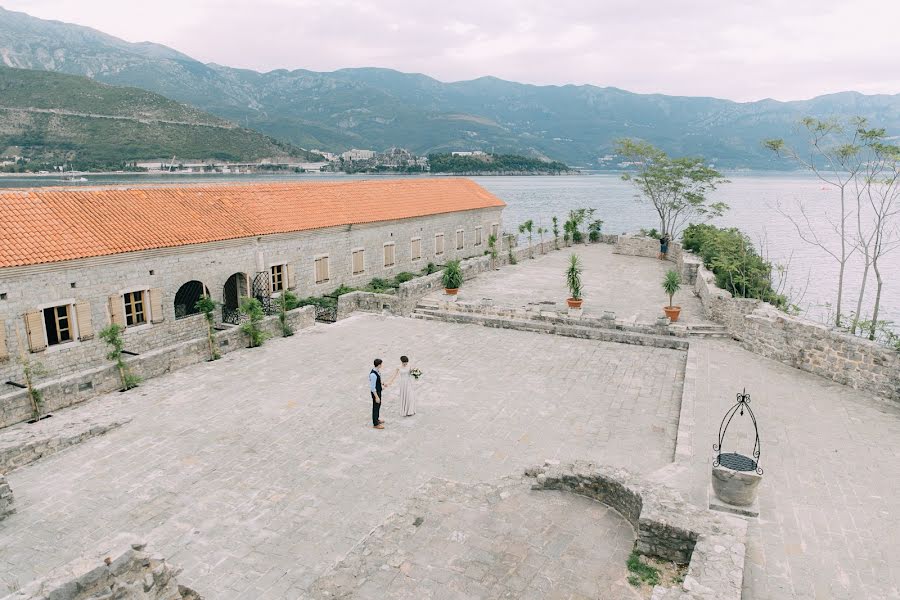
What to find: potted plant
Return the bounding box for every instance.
[565,254,583,309]
[442,259,463,295]
[663,270,682,322]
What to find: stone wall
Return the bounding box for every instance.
[0,474,13,522]
[614,234,701,285]
[694,264,900,401]
[0,207,502,385]
[1,538,201,600]
[528,461,747,600]
[0,306,315,429]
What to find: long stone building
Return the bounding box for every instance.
[0,178,505,414]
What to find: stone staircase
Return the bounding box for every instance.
[411,300,689,350]
[679,323,730,339]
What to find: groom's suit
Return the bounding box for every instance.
[370,368,383,426]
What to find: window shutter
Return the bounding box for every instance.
[286,264,296,289]
[108,295,126,327]
[149,289,165,323]
[0,321,8,361]
[75,302,94,340]
[24,311,47,352]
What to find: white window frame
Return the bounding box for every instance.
[410,237,422,262]
[456,229,465,251]
[351,247,366,275]
[383,242,396,268]
[314,255,330,285]
[435,233,445,256]
[118,286,152,331]
[36,298,79,352]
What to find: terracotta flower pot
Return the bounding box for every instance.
[445,288,459,295]
[566,298,583,309]
[663,306,681,322]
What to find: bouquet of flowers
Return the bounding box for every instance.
[410,368,423,380]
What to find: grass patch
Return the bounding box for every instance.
[626,551,661,587]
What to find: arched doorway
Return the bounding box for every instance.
[223,273,248,324]
[174,280,210,319]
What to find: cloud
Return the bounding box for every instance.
[5,0,899,101]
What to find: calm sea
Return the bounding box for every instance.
[2,171,897,328]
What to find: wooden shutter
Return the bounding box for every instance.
[75,302,94,340]
[0,321,8,361]
[149,288,164,323]
[24,311,47,352]
[108,295,126,327]
[352,250,364,275]
[286,264,297,289]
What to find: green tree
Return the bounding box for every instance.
[239,297,269,348]
[488,233,499,269]
[99,324,141,390]
[195,295,221,360]
[616,139,729,239]
[552,216,560,250]
[518,219,534,258]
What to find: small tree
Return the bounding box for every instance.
[195,295,221,361]
[566,254,583,301]
[616,139,729,239]
[99,324,140,391]
[278,290,300,337]
[552,216,560,250]
[518,219,534,258]
[14,324,47,421]
[239,297,269,348]
[505,233,518,264]
[487,233,499,269]
[663,270,682,309]
[536,226,547,253]
[588,219,604,243]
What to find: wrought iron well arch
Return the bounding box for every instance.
[713,388,763,475]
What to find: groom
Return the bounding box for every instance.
[369,358,386,429]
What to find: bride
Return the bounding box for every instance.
[387,355,417,417]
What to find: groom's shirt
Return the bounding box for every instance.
[369,371,378,393]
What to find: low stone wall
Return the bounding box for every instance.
[0,412,130,473]
[528,461,747,600]
[0,306,315,429]
[1,538,201,600]
[694,264,900,400]
[0,474,13,522]
[614,234,701,285]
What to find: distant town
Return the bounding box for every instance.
[0,148,576,176]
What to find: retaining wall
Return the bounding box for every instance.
[0,474,13,522]
[0,306,315,429]
[528,461,747,600]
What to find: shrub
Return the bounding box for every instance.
[640,227,662,239]
[277,290,300,337]
[588,219,604,242]
[393,272,416,284]
[682,223,786,308]
[422,262,439,275]
[239,297,270,348]
[663,270,681,307]
[442,259,463,289]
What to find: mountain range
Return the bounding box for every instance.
[2,6,900,169]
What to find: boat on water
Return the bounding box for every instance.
[61,175,88,182]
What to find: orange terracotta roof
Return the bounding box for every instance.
[0,178,505,268]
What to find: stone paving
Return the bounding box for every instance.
[0,314,684,598]
[427,243,712,325]
[309,477,638,600]
[677,340,900,600]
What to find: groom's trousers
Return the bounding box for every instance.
[371,393,381,426]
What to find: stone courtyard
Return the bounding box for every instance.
[1,243,899,599]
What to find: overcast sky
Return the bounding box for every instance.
[7,0,900,102]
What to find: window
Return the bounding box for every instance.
[123,290,147,326]
[475,227,483,246]
[270,264,285,292]
[352,248,366,275]
[43,304,73,346]
[174,281,208,319]
[435,233,445,256]
[410,238,422,261]
[491,223,500,240]
[456,229,465,250]
[315,256,330,284]
[383,243,396,268]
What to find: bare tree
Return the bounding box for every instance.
[765,117,869,327]
[864,143,900,339]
